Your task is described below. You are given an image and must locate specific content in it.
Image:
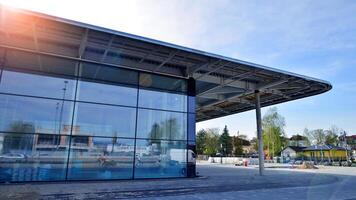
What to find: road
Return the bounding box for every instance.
[0,163,355,200]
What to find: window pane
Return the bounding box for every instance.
[139,73,187,92]
[73,102,136,138]
[77,79,137,106]
[0,133,69,182]
[67,136,134,180]
[137,109,186,140]
[0,95,74,135]
[5,50,78,77]
[79,62,138,85]
[134,139,187,179]
[0,70,76,100]
[139,89,186,112]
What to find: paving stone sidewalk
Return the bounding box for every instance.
[0,164,343,200]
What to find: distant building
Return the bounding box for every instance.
[240,139,255,155]
[281,146,306,162]
[303,145,351,162]
[288,135,308,147]
[346,135,356,156]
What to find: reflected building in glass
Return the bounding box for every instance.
[0,58,196,182]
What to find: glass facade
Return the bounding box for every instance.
[0,57,196,182]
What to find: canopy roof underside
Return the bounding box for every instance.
[0,6,332,122]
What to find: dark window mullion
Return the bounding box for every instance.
[65,63,80,181]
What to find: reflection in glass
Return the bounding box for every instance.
[79,62,138,85]
[77,79,137,106]
[137,109,186,140]
[67,136,134,180]
[73,102,136,138]
[0,95,74,135]
[134,139,187,179]
[0,133,69,182]
[139,89,186,112]
[5,50,78,76]
[0,70,76,100]
[139,73,187,92]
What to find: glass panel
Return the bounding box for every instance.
[0,95,74,135]
[6,50,78,77]
[134,139,187,179]
[0,70,76,100]
[0,133,69,182]
[139,73,187,92]
[137,109,187,140]
[79,62,138,85]
[67,136,134,180]
[188,114,196,142]
[77,79,137,106]
[73,102,136,138]
[139,89,187,112]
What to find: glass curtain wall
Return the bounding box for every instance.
[0,50,194,182]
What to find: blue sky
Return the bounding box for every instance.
[1,0,355,138]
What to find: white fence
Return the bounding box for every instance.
[207,157,260,165]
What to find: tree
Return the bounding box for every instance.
[148,118,182,147]
[312,129,326,145]
[302,128,312,146]
[262,107,286,158]
[303,129,326,145]
[325,130,338,146]
[3,121,35,153]
[196,129,207,155]
[304,126,342,146]
[219,125,233,156]
[250,137,258,152]
[232,136,243,156]
[203,128,220,156]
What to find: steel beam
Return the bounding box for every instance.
[78,28,89,59]
[194,61,230,80]
[31,22,43,70]
[195,72,256,91]
[139,46,162,64]
[153,50,179,72]
[197,79,288,110]
[0,44,187,79]
[197,71,255,96]
[100,35,115,62]
[261,88,291,99]
[188,59,221,75]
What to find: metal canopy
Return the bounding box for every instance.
[0,6,332,122]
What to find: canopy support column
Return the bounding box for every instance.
[255,90,264,176]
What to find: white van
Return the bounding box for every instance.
[169,149,196,164]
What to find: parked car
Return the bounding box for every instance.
[0,153,27,162]
[351,156,356,163]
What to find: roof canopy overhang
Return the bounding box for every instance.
[0,5,332,122]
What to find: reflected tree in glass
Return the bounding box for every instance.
[147,118,182,140]
[3,121,35,153]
